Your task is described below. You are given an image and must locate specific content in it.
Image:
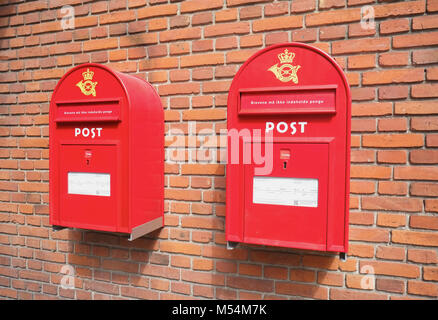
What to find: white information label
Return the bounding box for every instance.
[68,172,111,197]
[253,176,318,208]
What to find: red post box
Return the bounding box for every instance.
[226,43,351,253]
[50,63,164,240]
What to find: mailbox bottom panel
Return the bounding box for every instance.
[243,142,329,251]
[57,143,120,231]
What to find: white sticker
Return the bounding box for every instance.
[68,172,110,197]
[253,176,318,207]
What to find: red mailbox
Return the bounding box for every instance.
[50,63,164,240]
[226,43,351,253]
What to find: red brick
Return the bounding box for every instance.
[411,117,438,131]
[352,102,392,116]
[412,84,438,98]
[181,216,224,231]
[395,166,438,181]
[413,49,438,65]
[395,101,438,115]
[377,213,407,228]
[332,38,390,55]
[350,165,391,179]
[318,271,344,287]
[160,27,201,42]
[182,109,226,121]
[378,86,408,101]
[378,181,408,196]
[424,266,438,281]
[410,150,438,164]
[204,22,250,37]
[303,255,339,271]
[374,0,425,18]
[350,150,375,163]
[227,0,271,6]
[408,249,438,264]
[289,269,315,283]
[160,241,201,256]
[331,288,386,299]
[410,182,438,197]
[378,118,407,132]
[250,250,300,266]
[349,227,389,243]
[378,52,409,67]
[413,15,438,30]
[264,2,289,16]
[360,260,420,278]
[380,18,410,34]
[180,53,224,68]
[394,31,438,48]
[348,54,375,69]
[376,246,405,261]
[350,181,375,194]
[253,16,302,32]
[408,281,438,297]
[216,9,238,22]
[376,278,405,294]
[410,216,438,230]
[264,266,288,280]
[427,134,438,147]
[291,0,316,13]
[319,25,346,40]
[363,68,424,85]
[181,0,223,13]
[159,83,200,96]
[426,199,438,213]
[276,282,328,299]
[182,270,224,286]
[306,8,360,27]
[427,67,438,80]
[266,32,289,46]
[148,18,167,31]
[137,4,177,19]
[363,134,423,148]
[362,197,422,212]
[192,12,213,26]
[348,243,374,258]
[392,230,438,247]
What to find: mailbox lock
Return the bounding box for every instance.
[84,150,92,165]
[280,149,290,170]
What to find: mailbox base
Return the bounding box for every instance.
[128,217,163,241]
[52,225,67,231]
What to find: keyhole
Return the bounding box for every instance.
[283,161,287,169]
[86,159,90,165]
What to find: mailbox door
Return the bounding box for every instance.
[58,142,120,231]
[243,140,331,251]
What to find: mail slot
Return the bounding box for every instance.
[50,63,164,240]
[226,43,351,253]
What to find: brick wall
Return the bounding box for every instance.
[0,0,437,300]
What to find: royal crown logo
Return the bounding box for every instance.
[76,68,98,97]
[268,49,301,83]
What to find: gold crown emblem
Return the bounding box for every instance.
[268,48,301,84]
[76,68,98,97]
[82,68,94,81]
[277,49,295,64]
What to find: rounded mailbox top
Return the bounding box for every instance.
[227,42,351,120]
[50,63,161,123]
[229,42,350,93]
[51,63,156,103]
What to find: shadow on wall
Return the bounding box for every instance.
[56,226,344,299]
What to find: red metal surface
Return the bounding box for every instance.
[226,43,351,253]
[50,63,164,237]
